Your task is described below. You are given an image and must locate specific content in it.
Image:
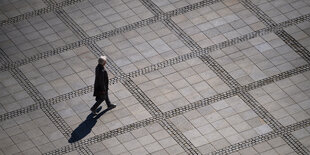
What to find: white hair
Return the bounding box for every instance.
[98,55,107,64]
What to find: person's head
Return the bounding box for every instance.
[98,56,107,66]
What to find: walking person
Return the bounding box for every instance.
[91,56,116,114]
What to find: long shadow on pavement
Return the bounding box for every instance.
[68,107,110,143]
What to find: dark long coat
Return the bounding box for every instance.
[93,64,109,97]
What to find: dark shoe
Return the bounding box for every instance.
[108,104,116,109]
[91,108,97,115]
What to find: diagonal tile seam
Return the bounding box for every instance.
[1,13,309,73]
[53,5,124,76]
[240,0,310,63]
[211,118,310,155]
[51,2,123,76]
[0,48,78,153]
[140,0,204,154]
[47,0,163,115]
[167,64,310,119]
[199,55,283,128]
[1,8,310,150]
[1,1,308,155]
[49,0,200,154]
[0,14,309,122]
[184,14,310,155]
[0,0,85,26]
[240,0,310,154]
[41,65,310,154]
[2,59,309,123]
[238,93,308,154]
[123,78,201,154]
[48,13,310,101]
[145,0,309,153]
[40,0,96,154]
[0,0,224,71]
[41,63,310,154]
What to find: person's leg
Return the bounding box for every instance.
[105,92,116,108]
[91,96,104,112]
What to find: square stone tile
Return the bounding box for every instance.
[171,0,265,48]
[249,71,310,126]
[135,57,230,112]
[0,12,79,62]
[210,33,307,86]
[135,123,182,154]
[52,82,152,140]
[89,123,181,154]
[63,150,80,155]
[0,71,36,114]
[97,22,191,74]
[1,0,310,155]
[152,0,201,12]
[63,0,153,36]
[0,109,68,154]
[169,96,272,154]
[234,137,295,155]
[252,0,310,23]
[18,46,102,99]
[0,0,47,19]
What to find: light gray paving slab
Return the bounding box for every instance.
[0,0,47,19]
[171,0,265,48]
[136,57,229,112]
[1,0,310,154]
[210,33,307,86]
[0,71,36,114]
[249,71,310,126]
[0,109,69,154]
[63,0,153,36]
[0,12,79,62]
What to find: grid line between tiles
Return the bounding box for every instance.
[140,0,310,154]
[0,12,309,125]
[45,0,201,154]
[0,0,225,72]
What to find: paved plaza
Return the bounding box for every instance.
[0,0,310,154]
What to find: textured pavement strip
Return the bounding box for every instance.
[0,1,308,155]
[1,60,309,154]
[144,0,309,153]
[212,118,310,155]
[163,64,310,120]
[0,0,85,26]
[141,0,310,154]
[0,0,224,72]
[124,78,201,154]
[237,93,309,154]
[240,0,310,63]
[276,30,310,63]
[199,20,309,155]
[140,0,206,154]
[1,13,309,122]
[48,0,162,115]
[52,5,124,76]
[0,48,83,151]
[1,12,307,73]
[43,98,310,155]
[41,63,310,154]
[48,0,201,154]
[241,0,310,153]
[39,0,100,154]
[41,0,93,154]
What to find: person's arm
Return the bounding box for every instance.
[97,68,105,92]
[103,70,109,92]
